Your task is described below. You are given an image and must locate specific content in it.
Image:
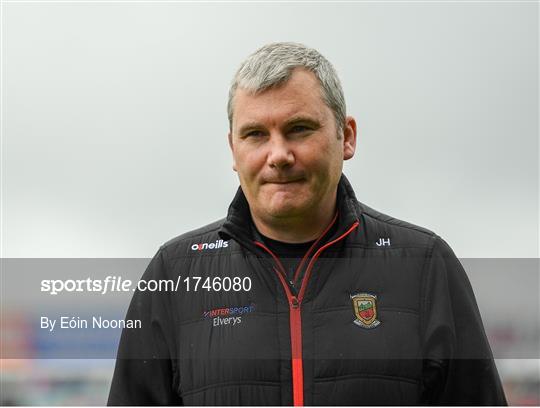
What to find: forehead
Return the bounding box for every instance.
[232,69,331,129]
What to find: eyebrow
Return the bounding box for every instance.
[237,115,322,135]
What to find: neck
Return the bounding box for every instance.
[251,191,338,243]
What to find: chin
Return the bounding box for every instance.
[258,189,312,217]
[265,201,308,219]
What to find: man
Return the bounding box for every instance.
[108,42,507,405]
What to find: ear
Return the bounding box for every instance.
[228,132,237,172]
[342,116,357,161]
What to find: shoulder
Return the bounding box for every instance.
[158,218,228,259]
[355,200,440,250]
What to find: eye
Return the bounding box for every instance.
[290,125,311,133]
[245,130,265,137]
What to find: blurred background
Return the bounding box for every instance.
[1,0,538,405]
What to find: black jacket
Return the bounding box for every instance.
[108,175,507,406]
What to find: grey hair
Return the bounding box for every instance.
[227,42,346,137]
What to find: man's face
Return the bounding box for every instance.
[228,68,356,222]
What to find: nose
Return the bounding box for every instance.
[267,133,294,169]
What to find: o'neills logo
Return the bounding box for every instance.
[191,239,229,251]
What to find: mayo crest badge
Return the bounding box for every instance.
[350,293,381,329]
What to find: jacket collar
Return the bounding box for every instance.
[218,174,362,252]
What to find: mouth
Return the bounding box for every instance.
[265,179,304,185]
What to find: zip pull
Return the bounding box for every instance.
[291,297,299,309]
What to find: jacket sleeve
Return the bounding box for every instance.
[107,248,182,406]
[420,236,507,405]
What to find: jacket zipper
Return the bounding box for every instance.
[253,220,359,406]
[297,221,359,302]
[292,212,339,284]
[273,270,304,407]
